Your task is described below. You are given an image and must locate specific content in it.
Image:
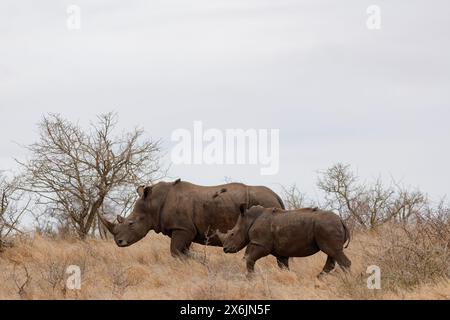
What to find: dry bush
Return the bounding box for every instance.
[281,184,309,210]
[317,163,428,229]
[367,216,450,291]
[0,173,30,251]
[12,264,32,299]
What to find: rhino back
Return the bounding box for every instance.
[269,211,319,257]
[248,186,285,209]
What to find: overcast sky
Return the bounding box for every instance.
[1,0,449,200]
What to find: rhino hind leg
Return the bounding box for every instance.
[170,230,194,258]
[334,251,351,271]
[275,256,290,270]
[318,256,336,278]
[315,230,351,273]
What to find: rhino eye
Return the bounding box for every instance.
[128,221,134,226]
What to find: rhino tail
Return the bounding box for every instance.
[341,220,351,249]
[275,193,286,210]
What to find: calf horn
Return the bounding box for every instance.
[215,229,227,244]
[98,213,116,235]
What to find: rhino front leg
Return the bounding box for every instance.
[245,244,270,274]
[170,230,194,258]
[275,256,290,270]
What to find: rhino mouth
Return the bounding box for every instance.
[116,239,130,247]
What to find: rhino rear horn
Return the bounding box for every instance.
[98,213,116,235]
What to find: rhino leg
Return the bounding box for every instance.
[319,246,351,273]
[315,234,351,272]
[275,256,290,270]
[318,256,336,278]
[334,251,351,271]
[170,230,194,258]
[245,244,270,274]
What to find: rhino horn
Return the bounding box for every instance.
[215,229,227,244]
[98,213,116,235]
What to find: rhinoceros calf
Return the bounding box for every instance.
[216,205,351,276]
[99,179,287,265]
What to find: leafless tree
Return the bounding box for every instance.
[281,184,314,210]
[18,113,164,239]
[0,173,30,250]
[317,163,428,229]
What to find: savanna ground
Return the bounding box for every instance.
[1,223,449,300]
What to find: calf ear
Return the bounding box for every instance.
[239,203,247,216]
[173,178,181,185]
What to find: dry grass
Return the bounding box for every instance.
[0,225,449,300]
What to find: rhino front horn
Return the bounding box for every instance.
[98,213,116,234]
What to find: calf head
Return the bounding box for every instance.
[216,204,257,254]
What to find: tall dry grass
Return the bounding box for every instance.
[0,223,449,300]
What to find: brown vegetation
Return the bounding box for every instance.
[0,220,448,300]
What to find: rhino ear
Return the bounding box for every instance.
[173,178,181,185]
[137,185,152,198]
[239,203,247,216]
[117,215,125,224]
[137,186,145,197]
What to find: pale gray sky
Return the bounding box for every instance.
[1,0,449,200]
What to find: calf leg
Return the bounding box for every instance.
[275,256,290,270]
[245,244,271,274]
[316,237,351,273]
[334,251,351,271]
[318,256,336,278]
[170,230,194,258]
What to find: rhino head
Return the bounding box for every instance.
[216,203,254,254]
[99,180,180,247]
[98,186,155,247]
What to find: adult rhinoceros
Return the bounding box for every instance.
[99,179,287,266]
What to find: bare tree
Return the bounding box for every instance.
[18,113,164,239]
[281,184,312,210]
[0,173,29,250]
[317,163,427,229]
